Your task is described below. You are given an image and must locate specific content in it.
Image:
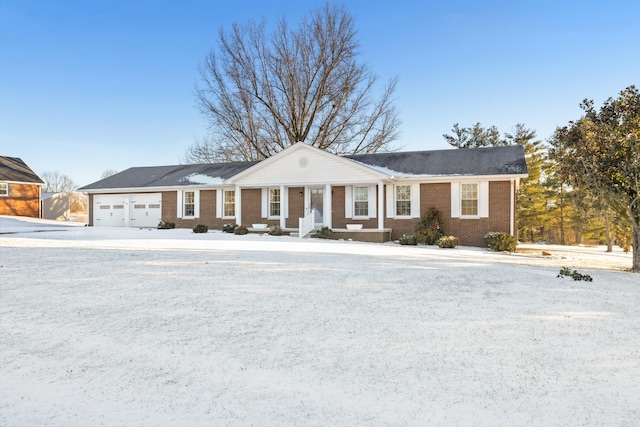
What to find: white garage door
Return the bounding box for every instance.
[129,194,162,228]
[94,195,127,227]
[94,194,162,227]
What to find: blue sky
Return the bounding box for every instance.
[1,0,638,186]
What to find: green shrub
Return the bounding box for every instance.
[415,207,445,245]
[157,220,175,229]
[315,226,334,239]
[222,223,237,233]
[557,267,593,282]
[269,225,283,236]
[437,235,459,248]
[193,224,209,233]
[399,234,417,245]
[484,231,517,252]
[234,225,249,235]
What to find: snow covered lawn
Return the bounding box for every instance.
[1,216,638,426]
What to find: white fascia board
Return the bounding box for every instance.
[81,184,236,194]
[391,173,529,183]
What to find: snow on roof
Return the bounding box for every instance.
[180,173,224,185]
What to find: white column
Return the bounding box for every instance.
[324,184,332,229]
[378,181,385,229]
[235,185,242,226]
[280,184,286,229]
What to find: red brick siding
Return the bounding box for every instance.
[286,187,304,228]
[331,186,380,229]
[0,183,40,218]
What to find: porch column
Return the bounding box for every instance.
[324,184,332,229]
[378,181,385,229]
[280,184,286,229]
[235,185,242,226]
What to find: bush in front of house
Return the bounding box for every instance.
[415,207,445,245]
[234,225,249,235]
[484,231,517,252]
[315,226,334,239]
[269,225,283,236]
[399,234,417,245]
[193,224,209,233]
[437,235,459,248]
[157,220,175,229]
[222,223,237,233]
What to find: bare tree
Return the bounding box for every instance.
[41,171,77,194]
[101,169,118,179]
[191,2,400,163]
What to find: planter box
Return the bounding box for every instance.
[346,224,363,230]
[252,223,268,230]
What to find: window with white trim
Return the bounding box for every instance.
[396,185,411,216]
[269,188,281,217]
[224,190,235,217]
[354,186,368,217]
[461,183,478,216]
[0,183,7,196]
[184,191,195,217]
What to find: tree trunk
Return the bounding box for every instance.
[604,210,613,252]
[632,228,640,272]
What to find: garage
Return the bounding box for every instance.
[94,194,161,228]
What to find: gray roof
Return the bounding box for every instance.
[0,156,44,184]
[79,145,527,191]
[348,145,528,176]
[79,161,258,191]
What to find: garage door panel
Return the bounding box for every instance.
[94,194,161,227]
[129,194,162,227]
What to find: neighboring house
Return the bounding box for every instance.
[41,192,71,221]
[79,142,528,246]
[0,156,44,218]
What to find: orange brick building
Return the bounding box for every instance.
[0,156,44,218]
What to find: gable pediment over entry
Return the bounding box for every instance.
[228,142,389,187]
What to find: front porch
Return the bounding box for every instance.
[246,225,393,243]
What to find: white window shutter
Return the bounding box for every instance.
[368,185,376,218]
[479,181,489,218]
[261,188,268,218]
[193,190,200,218]
[176,191,183,219]
[345,185,353,218]
[282,187,289,218]
[411,183,420,218]
[216,189,223,218]
[451,183,460,218]
[386,185,394,218]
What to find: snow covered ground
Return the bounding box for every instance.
[1,215,638,426]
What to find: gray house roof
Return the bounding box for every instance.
[0,156,44,184]
[79,145,527,191]
[348,145,528,176]
[79,161,258,191]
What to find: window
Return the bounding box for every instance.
[461,183,478,216]
[396,185,411,216]
[0,183,7,196]
[354,186,368,217]
[224,190,235,217]
[134,204,145,209]
[184,191,195,217]
[269,188,281,217]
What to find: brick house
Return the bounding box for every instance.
[0,156,44,218]
[79,143,528,246]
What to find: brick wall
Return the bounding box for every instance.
[0,183,40,218]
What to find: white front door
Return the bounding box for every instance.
[309,187,324,227]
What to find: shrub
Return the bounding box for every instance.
[315,226,334,239]
[222,223,237,233]
[484,231,517,252]
[269,225,283,236]
[399,234,417,245]
[415,207,445,245]
[193,224,209,233]
[234,225,249,235]
[157,220,175,229]
[557,267,593,282]
[437,235,459,248]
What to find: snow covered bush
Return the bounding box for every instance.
[415,207,445,245]
[557,267,593,282]
[399,234,417,245]
[192,224,209,233]
[223,223,237,233]
[315,226,334,239]
[437,235,459,248]
[234,225,249,235]
[484,231,517,252]
[157,220,175,229]
[269,225,283,236]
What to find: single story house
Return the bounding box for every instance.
[79,142,528,246]
[0,155,44,218]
